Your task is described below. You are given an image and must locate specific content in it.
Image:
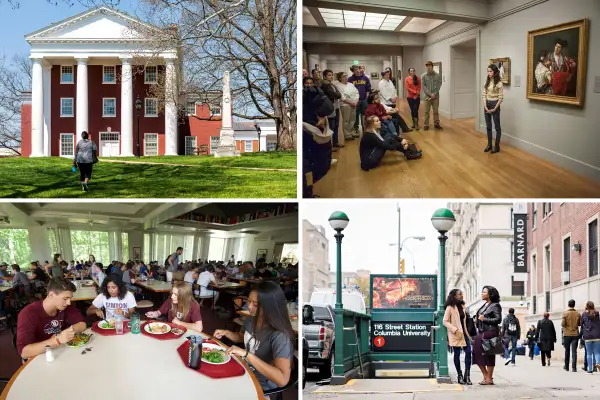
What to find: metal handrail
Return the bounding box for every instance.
[429,311,440,378]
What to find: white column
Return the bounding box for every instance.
[75,57,88,144]
[164,57,178,155]
[42,64,52,156]
[260,134,267,152]
[30,57,44,157]
[120,57,134,156]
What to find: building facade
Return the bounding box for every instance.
[524,202,600,362]
[302,219,330,302]
[445,202,527,336]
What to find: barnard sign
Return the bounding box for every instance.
[514,214,527,273]
[371,322,432,352]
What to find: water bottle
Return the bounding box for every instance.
[131,312,141,334]
[71,165,77,173]
[187,335,202,370]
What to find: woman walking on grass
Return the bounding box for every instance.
[73,131,98,192]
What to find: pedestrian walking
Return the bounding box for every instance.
[501,308,521,366]
[473,286,502,385]
[581,301,600,374]
[526,325,536,360]
[443,289,473,385]
[73,131,98,192]
[535,312,557,367]
[562,299,581,372]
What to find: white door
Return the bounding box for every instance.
[100,132,120,157]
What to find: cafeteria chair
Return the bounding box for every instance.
[136,299,154,319]
[262,356,299,400]
[197,285,216,309]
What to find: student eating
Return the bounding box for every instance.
[16,278,87,359]
[145,281,203,333]
[87,273,137,320]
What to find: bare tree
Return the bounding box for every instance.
[0,54,31,155]
[130,0,297,150]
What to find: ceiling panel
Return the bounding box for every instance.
[316,7,405,31]
[400,17,446,33]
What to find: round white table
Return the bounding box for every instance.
[71,286,98,302]
[1,329,264,400]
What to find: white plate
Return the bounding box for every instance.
[145,322,172,335]
[201,343,231,365]
[98,320,115,330]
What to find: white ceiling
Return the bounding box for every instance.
[401,17,446,33]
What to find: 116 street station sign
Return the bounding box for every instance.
[371,321,432,352]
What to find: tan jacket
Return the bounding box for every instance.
[443,304,471,347]
[562,308,581,337]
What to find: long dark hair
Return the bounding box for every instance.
[444,288,464,309]
[251,281,296,348]
[482,285,500,303]
[484,64,500,89]
[585,301,598,320]
[101,274,128,300]
[409,68,417,86]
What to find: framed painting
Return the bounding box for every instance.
[256,249,268,261]
[489,57,511,85]
[527,18,588,106]
[370,72,379,79]
[133,247,141,260]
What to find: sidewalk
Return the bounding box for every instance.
[99,158,296,172]
[305,355,600,399]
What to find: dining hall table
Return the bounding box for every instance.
[0,328,264,400]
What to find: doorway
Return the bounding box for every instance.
[100,132,120,157]
[450,39,477,119]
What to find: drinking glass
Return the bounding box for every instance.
[116,318,124,335]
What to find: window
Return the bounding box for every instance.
[144,133,158,156]
[103,98,116,117]
[210,136,220,154]
[185,136,197,155]
[563,236,570,283]
[590,219,598,277]
[245,140,253,152]
[211,106,221,116]
[60,133,74,157]
[103,66,116,83]
[186,102,196,115]
[145,66,157,84]
[60,98,74,117]
[208,237,225,261]
[510,241,514,262]
[0,229,31,268]
[543,202,553,218]
[70,230,110,264]
[144,234,150,263]
[61,66,74,83]
[511,276,525,296]
[532,204,537,229]
[532,254,537,294]
[145,98,158,117]
[267,141,277,151]
[510,208,514,229]
[122,232,129,261]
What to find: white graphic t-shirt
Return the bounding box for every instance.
[92,292,137,320]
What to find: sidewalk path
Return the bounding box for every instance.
[99,158,296,172]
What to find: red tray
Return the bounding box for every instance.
[140,321,187,340]
[91,320,130,335]
[176,340,246,379]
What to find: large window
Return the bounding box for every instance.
[186,102,196,115]
[145,66,157,84]
[185,136,197,155]
[0,229,31,269]
[145,98,158,117]
[280,243,298,265]
[245,140,253,152]
[208,237,225,261]
[210,136,219,154]
[103,98,116,117]
[144,133,158,156]
[60,98,74,117]
[144,234,150,263]
[70,230,109,264]
[48,228,58,256]
[61,66,74,84]
[590,219,598,277]
[563,236,571,281]
[511,276,525,296]
[122,232,129,261]
[60,133,74,157]
[103,66,116,83]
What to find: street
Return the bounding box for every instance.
[304,353,600,399]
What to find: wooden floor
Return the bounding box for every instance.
[313,105,600,198]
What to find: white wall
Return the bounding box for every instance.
[402,46,425,96]
[423,0,600,182]
[451,44,477,118]
[249,228,298,264]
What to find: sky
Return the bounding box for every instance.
[302,200,448,276]
[0,0,139,58]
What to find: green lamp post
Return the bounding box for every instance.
[431,208,456,383]
[328,211,349,383]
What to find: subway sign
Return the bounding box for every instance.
[371,321,432,352]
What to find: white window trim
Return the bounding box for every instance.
[587,213,600,278]
[245,140,253,152]
[99,132,120,157]
[562,232,572,286]
[186,102,197,116]
[59,133,74,157]
[60,65,74,84]
[542,238,551,293]
[144,133,158,156]
[145,98,158,117]
[102,97,117,118]
[185,136,197,155]
[530,248,538,295]
[60,97,74,117]
[144,66,158,84]
[102,65,116,84]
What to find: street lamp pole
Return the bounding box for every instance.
[135,95,142,158]
[254,122,262,152]
[328,211,349,383]
[431,208,456,383]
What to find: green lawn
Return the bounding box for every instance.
[0,152,297,198]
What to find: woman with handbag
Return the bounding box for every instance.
[472,285,502,385]
[535,312,557,367]
[73,131,98,192]
[443,289,472,385]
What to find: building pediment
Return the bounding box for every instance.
[25,7,158,43]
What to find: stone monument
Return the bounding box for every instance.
[214,71,240,158]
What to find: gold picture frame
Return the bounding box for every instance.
[527,18,588,107]
[489,57,511,85]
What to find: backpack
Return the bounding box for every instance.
[507,318,518,335]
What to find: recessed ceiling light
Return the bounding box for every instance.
[319,8,405,31]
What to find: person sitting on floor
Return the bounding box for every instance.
[146,281,203,333]
[365,91,398,137]
[360,116,422,171]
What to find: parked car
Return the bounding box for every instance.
[302,306,311,389]
[303,303,336,378]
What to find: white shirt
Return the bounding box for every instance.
[197,271,215,296]
[92,291,137,320]
[334,81,359,104]
[184,271,196,285]
[378,79,396,105]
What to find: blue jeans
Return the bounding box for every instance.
[407,97,420,118]
[381,119,397,137]
[507,336,517,363]
[585,340,600,372]
[452,333,472,373]
[484,100,501,144]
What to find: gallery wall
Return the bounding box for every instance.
[422,0,600,182]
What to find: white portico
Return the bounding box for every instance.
[25,7,178,157]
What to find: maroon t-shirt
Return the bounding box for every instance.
[17,301,85,356]
[158,299,202,324]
